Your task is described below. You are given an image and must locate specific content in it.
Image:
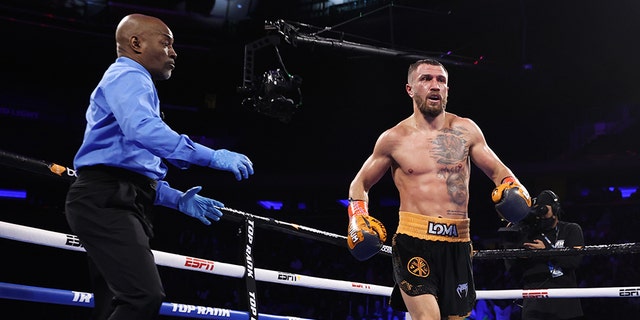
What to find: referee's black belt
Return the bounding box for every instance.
[78,165,158,190]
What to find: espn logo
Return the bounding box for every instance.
[65,234,83,248]
[619,288,640,297]
[184,257,214,271]
[277,273,299,282]
[522,291,548,298]
[351,283,372,290]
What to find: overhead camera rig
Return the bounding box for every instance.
[265,19,479,66]
[237,27,302,124]
[237,19,479,123]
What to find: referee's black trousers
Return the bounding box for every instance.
[65,165,165,320]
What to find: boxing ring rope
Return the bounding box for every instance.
[2,149,640,319]
[0,221,392,297]
[473,242,640,259]
[0,282,297,320]
[3,148,638,260]
[2,219,640,316]
[2,219,640,301]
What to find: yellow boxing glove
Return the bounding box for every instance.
[347,199,387,261]
[491,176,532,223]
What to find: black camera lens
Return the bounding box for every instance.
[532,205,548,217]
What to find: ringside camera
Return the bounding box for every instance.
[498,190,561,240]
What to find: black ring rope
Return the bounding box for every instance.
[1,148,638,260]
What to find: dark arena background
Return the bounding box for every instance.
[1,0,640,319]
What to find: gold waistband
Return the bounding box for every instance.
[396,211,470,242]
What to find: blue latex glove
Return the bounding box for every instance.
[210,149,254,181]
[177,186,224,225]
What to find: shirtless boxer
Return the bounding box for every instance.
[346,58,530,320]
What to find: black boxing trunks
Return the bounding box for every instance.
[389,211,475,318]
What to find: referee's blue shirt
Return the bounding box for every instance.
[73,57,214,209]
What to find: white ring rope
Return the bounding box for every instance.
[2,220,639,300]
[0,220,391,296]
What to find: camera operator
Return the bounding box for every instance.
[500,190,584,320]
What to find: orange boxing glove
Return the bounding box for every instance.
[491,176,532,223]
[347,199,387,261]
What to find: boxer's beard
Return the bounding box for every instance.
[416,95,446,118]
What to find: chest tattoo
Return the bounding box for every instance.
[430,129,471,206]
[431,129,468,165]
